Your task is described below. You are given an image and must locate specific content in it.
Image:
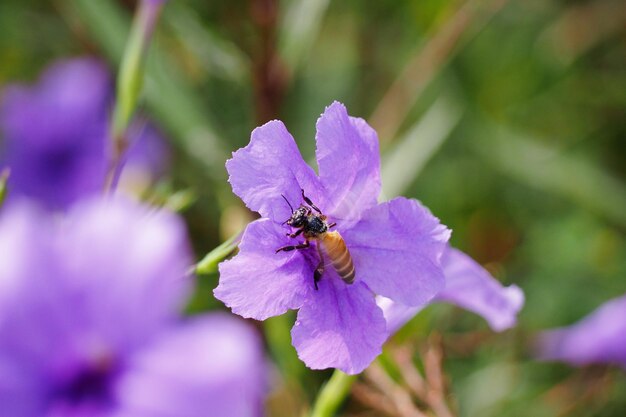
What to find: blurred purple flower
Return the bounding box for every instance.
[118,121,169,194]
[0,59,109,209]
[0,198,264,417]
[0,58,167,211]
[538,294,626,369]
[379,247,525,334]
[215,102,450,374]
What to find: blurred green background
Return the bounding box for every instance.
[1,0,625,416]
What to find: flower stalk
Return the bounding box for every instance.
[0,168,9,206]
[195,231,242,275]
[309,370,357,417]
[107,0,166,191]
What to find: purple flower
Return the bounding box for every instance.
[0,58,167,211]
[215,102,450,374]
[0,198,264,416]
[0,59,109,210]
[538,294,626,369]
[380,247,525,334]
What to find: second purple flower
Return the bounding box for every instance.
[215,102,450,374]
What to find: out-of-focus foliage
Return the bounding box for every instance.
[1,0,624,416]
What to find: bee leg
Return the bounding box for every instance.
[313,244,324,291]
[328,222,337,229]
[275,240,310,253]
[286,228,304,238]
[313,261,324,291]
[301,189,322,214]
[280,194,294,212]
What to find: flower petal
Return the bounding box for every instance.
[379,247,524,334]
[538,294,626,368]
[0,198,191,370]
[376,296,425,335]
[60,198,192,350]
[0,334,47,417]
[343,197,449,307]
[315,102,381,224]
[215,219,314,320]
[226,120,323,223]
[435,248,524,332]
[0,198,192,415]
[114,315,265,417]
[291,279,387,374]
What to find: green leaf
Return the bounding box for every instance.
[195,231,242,275]
[163,5,249,84]
[309,370,357,417]
[381,94,463,199]
[474,123,626,228]
[66,0,228,180]
[279,0,331,71]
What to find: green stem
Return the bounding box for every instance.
[0,168,9,206]
[309,370,357,417]
[111,2,161,139]
[107,1,164,191]
[195,232,242,275]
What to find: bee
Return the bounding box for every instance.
[276,189,355,290]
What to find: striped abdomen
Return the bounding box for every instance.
[320,231,355,284]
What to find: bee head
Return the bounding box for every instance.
[287,206,308,227]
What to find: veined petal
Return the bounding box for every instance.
[226,120,324,224]
[114,315,265,417]
[315,102,381,224]
[215,219,314,320]
[538,294,626,368]
[291,280,387,374]
[343,197,449,307]
[379,248,524,334]
[435,248,524,332]
[376,296,424,335]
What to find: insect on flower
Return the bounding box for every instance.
[215,101,452,373]
[276,189,354,289]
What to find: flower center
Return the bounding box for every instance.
[61,367,112,403]
[40,146,78,180]
[51,356,118,413]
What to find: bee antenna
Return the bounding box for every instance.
[281,194,294,212]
